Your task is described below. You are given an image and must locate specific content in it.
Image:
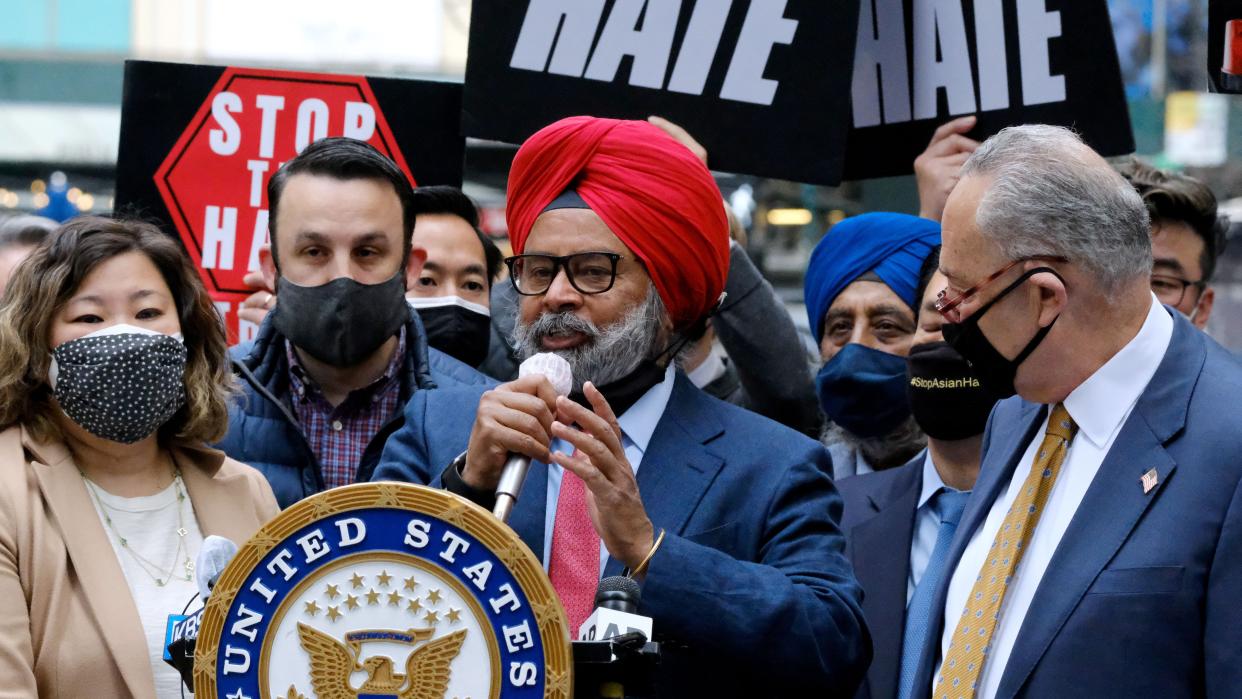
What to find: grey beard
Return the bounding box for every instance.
[821,415,927,472]
[512,287,665,390]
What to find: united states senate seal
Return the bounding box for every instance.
[193,483,572,699]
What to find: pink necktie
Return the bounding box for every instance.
[548,454,600,632]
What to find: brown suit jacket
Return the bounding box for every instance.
[0,425,280,698]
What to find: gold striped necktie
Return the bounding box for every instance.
[935,403,1077,699]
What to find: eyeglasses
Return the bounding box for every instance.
[505,252,623,296]
[934,260,1022,323]
[934,256,1066,323]
[1150,273,1204,307]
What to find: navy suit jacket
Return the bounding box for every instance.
[837,453,925,699]
[374,373,872,697]
[911,312,1242,698]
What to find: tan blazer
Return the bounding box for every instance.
[0,425,280,698]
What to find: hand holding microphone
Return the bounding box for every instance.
[463,352,655,570]
[461,353,573,520]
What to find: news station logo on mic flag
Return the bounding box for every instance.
[192,483,573,699]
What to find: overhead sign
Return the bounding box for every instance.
[192,482,573,698]
[115,60,465,343]
[843,0,1134,179]
[1165,91,1229,168]
[463,0,861,186]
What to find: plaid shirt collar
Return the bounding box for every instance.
[285,328,407,490]
[285,326,407,408]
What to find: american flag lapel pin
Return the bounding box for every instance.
[1141,468,1159,494]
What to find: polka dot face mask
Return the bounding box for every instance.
[48,324,188,444]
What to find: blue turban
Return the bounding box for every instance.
[804,212,941,341]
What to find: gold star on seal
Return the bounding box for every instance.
[426,588,442,604]
[345,594,360,610]
[387,591,403,606]
[304,600,320,617]
[350,573,365,589]
[365,588,381,605]
[446,608,462,624]
[407,598,423,614]
[327,605,342,622]
[424,610,439,625]
[324,583,340,599]
[403,575,418,591]
[377,570,392,587]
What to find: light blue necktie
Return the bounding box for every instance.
[897,488,971,699]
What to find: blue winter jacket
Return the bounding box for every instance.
[213,309,493,509]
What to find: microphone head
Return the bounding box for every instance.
[595,575,641,612]
[518,352,574,397]
[196,536,239,600]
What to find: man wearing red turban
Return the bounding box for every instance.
[375,116,870,697]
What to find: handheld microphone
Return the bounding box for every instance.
[578,576,654,643]
[493,352,573,522]
[164,536,239,690]
[196,535,239,599]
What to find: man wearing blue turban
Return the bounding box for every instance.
[804,212,941,478]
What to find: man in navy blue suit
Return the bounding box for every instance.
[908,124,1242,698]
[839,246,998,699]
[374,116,870,697]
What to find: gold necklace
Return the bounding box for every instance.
[81,471,194,587]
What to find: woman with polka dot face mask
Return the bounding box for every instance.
[0,217,280,698]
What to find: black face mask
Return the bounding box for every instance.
[906,341,1001,440]
[941,267,1062,399]
[271,272,408,367]
[569,359,667,418]
[407,296,492,367]
[49,327,187,444]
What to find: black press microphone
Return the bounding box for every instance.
[574,577,661,699]
[578,576,653,642]
[164,536,239,690]
[493,352,573,522]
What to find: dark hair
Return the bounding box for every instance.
[266,137,416,268]
[1117,158,1227,282]
[914,245,941,320]
[0,216,235,444]
[0,215,57,250]
[409,185,503,285]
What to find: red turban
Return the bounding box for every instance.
[506,116,730,330]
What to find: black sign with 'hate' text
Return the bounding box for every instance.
[463,0,860,186]
[844,0,1134,180]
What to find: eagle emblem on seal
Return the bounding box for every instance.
[293,623,467,699]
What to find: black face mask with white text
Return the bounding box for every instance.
[906,341,1001,440]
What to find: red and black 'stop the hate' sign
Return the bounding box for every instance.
[114,60,465,343]
[844,0,1134,179]
[463,0,860,186]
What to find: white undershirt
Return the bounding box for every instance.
[87,479,204,699]
[934,296,1172,698]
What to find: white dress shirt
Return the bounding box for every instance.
[934,296,1172,698]
[686,343,728,388]
[543,363,676,576]
[908,452,954,604]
